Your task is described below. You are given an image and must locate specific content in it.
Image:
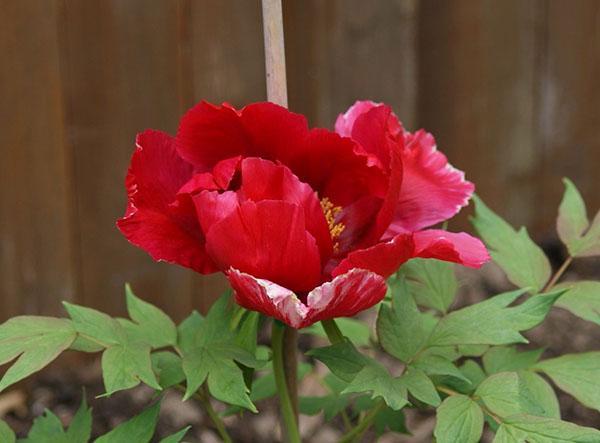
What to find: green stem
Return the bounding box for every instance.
[321,319,345,344]
[175,384,232,443]
[338,401,384,443]
[272,321,301,443]
[542,255,573,292]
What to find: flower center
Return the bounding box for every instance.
[320,197,346,252]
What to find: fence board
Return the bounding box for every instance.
[0,0,77,319]
[418,0,539,230]
[58,0,194,319]
[536,0,600,237]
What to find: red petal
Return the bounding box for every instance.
[205,200,322,292]
[117,130,217,273]
[228,269,308,328]
[239,157,333,258]
[304,269,387,326]
[387,130,474,235]
[192,190,239,234]
[332,234,415,278]
[413,229,490,268]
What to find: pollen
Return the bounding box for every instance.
[320,197,346,251]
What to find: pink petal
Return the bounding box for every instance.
[228,268,308,328]
[227,268,387,329]
[386,130,474,235]
[413,229,490,268]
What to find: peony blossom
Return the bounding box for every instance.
[117,100,489,328]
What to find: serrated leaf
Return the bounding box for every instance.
[341,361,408,410]
[412,354,470,383]
[125,285,176,348]
[376,278,429,362]
[518,371,560,419]
[557,178,600,258]
[159,427,191,443]
[472,195,551,292]
[397,258,458,313]
[301,318,371,347]
[101,344,161,395]
[483,347,544,374]
[401,367,440,406]
[151,351,185,389]
[307,340,368,383]
[434,395,483,443]
[0,317,76,392]
[554,281,600,325]
[535,352,600,411]
[475,372,545,418]
[63,303,123,345]
[428,289,563,346]
[95,401,160,443]
[178,295,259,412]
[494,414,600,443]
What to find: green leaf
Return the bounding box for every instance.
[307,340,368,383]
[63,303,123,345]
[69,335,104,353]
[428,289,564,346]
[341,361,408,410]
[475,372,544,418]
[376,278,429,362]
[301,318,371,347]
[557,178,600,258]
[21,410,66,443]
[95,402,160,443]
[535,352,600,411]
[64,396,92,442]
[397,258,458,313]
[554,281,600,325]
[459,360,487,391]
[557,178,589,250]
[0,421,15,443]
[401,367,440,406]
[483,347,544,374]
[101,343,161,395]
[494,414,600,442]
[125,284,177,348]
[372,406,408,436]
[151,351,185,389]
[434,395,483,443]
[159,426,191,443]
[518,370,560,419]
[0,317,76,392]
[178,296,259,412]
[412,354,470,384]
[471,195,551,292]
[299,375,352,420]
[458,344,489,357]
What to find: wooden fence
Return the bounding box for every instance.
[1,0,599,321]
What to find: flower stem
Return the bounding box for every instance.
[542,255,573,292]
[272,321,301,443]
[321,319,345,344]
[338,401,384,443]
[199,386,233,443]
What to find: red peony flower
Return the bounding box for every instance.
[117,100,489,328]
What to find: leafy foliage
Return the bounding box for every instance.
[471,195,551,292]
[554,280,600,326]
[434,395,483,443]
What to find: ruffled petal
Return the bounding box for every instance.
[117,130,217,273]
[239,157,333,259]
[386,130,474,235]
[227,268,387,329]
[304,268,387,326]
[332,234,415,278]
[205,200,322,292]
[228,269,308,328]
[413,229,490,268]
[192,190,239,234]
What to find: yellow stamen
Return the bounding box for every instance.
[320,197,346,252]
